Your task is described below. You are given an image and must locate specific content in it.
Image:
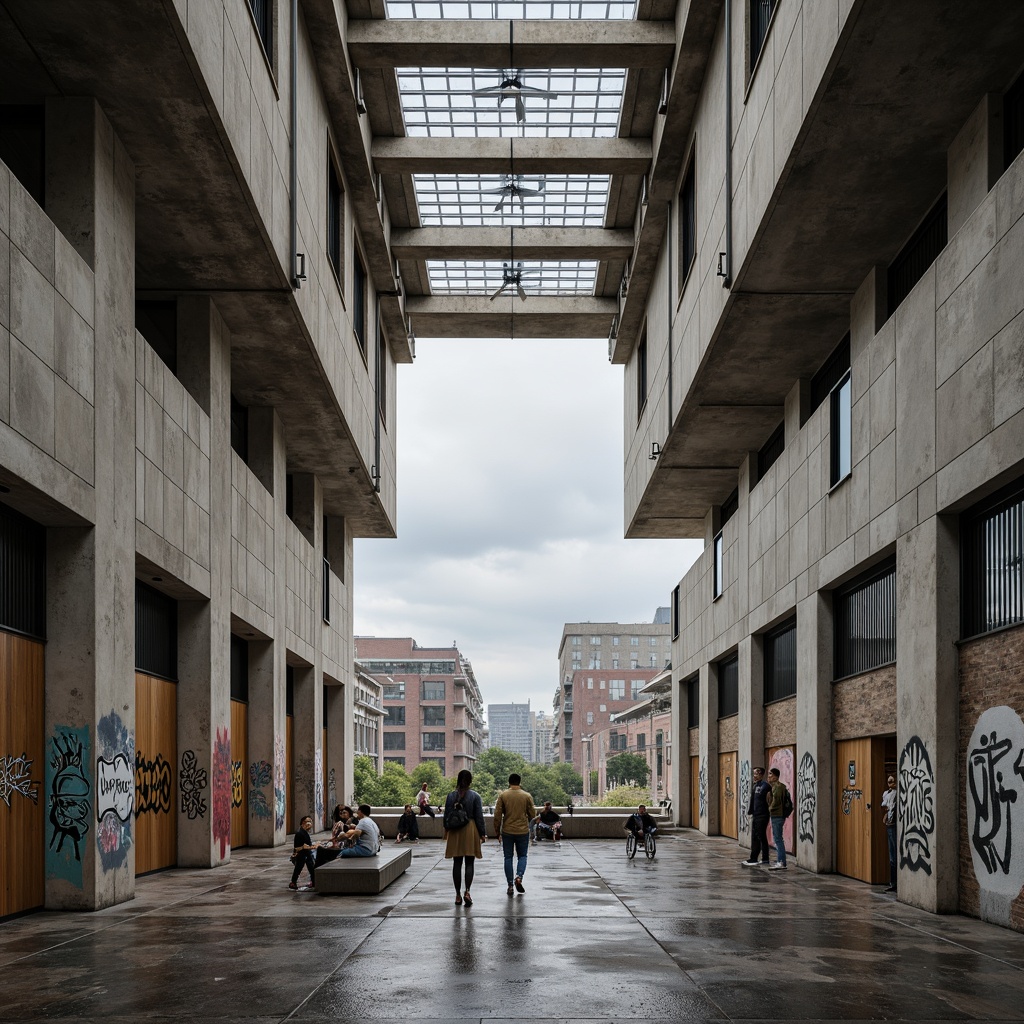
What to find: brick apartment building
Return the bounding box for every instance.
[355,637,485,777]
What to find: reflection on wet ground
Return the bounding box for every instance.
[2,832,1023,1022]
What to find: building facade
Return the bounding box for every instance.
[487,702,533,760]
[530,710,554,765]
[0,1,406,916]
[617,1,1024,932]
[356,637,485,777]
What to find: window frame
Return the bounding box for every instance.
[717,655,739,719]
[636,324,648,421]
[829,370,852,489]
[353,247,368,358]
[712,531,724,600]
[678,153,696,291]
[764,617,797,703]
[327,149,344,286]
[834,558,897,679]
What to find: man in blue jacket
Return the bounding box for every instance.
[741,766,772,866]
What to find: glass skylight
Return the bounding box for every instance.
[426,259,598,295]
[398,67,626,138]
[414,173,609,226]
[386,1,636,19]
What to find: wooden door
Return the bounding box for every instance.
[767,745,796,853]
[718,751,738,839]
[836,737,877,882]
[690,755,700,828]
[0,632,45,917]
[134,673,177,874]
[230,700,248,847]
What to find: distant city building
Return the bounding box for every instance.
[487,701,533,760]
[353,667,385,773]
[553,610,671,778]
[531,710,554,765]
[355,637,485,777]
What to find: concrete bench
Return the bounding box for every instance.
[315,846,412,895]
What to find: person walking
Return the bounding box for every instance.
[881,774,898,893]
[493,773,536,897]
[766,767,790,870]
[416,782,436,818]
[288,815,317,890]
[443,769,487,906]
[741,767,772,866]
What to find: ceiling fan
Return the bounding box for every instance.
[481,174,546,213]
[472,70,559,123]
[489,261,540,302]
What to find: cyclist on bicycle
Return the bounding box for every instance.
[624,805,658,839]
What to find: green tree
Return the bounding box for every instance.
[549,760,584,797]
[475,747,527,785]
[520,764,567,806]
[605,752,651,788]
[596,784,652,807]
[374,760,415,807]
[353,755,380,804]
[470,768,497,805]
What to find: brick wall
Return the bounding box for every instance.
[959,624,1024,930]
[718,714,738,752]
[765,697,796,748]
[832,665,896,740]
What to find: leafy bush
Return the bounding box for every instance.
[594,784,652,807]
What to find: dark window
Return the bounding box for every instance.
[286,666,294,716]
[834,559,896,677]
[764,618,796,702]
[385,756,405,767]
[713,532,724,599]
[327,156,342,282]
[383,732,406,751]
[322,555,331,624]
[749,0,777,69]
[718,656,739,718]
[423,706,446,725]
[961,477,1024,639]
[636,326,648,419]
[377,325,387,425]
[422,732,446,752]
[671,584,680,640]
[0,106,45,207]
[685,676,698,730]
[285,474,294,521]
[354,251,367,355]
[637,734,646,751]
[383,680,405,700]
[385,706,406,726]
[758,421,785,480]
[888,193,947,317]
[230,395,248,463]
[248,0,273,63]
[422,757,446,774]
[421,680,445,701]
[230,634,248,702]
[721,488,739,526]
[136,300,178,375]
[135,581,177,680]
[1005,69,1024,170]
[0,502,45,640]
[830,371,852,487]
[811,334,851,414]
[679,158,696,287]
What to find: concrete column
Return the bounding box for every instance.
[896,515,959,912]
[670,673,686,825]
[324,681,347,810]
[291,662,325,828]
[698,661,719,834]
[175,296,232,866]
[246,636,287,846]
[737,634,765,843]
[43,100,136,910]
[796,590,833,872]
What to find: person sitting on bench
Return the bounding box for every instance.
[533,801,563,842]
[339,804,380,857]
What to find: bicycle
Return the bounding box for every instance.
[625,828,656,860]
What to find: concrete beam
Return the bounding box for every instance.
[391,226,635,260]
[347,19,676,69]
[405,295,616,338]
[372,137,651,175]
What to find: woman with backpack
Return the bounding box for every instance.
[443,769,487,906]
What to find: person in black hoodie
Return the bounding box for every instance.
[289,815,317,890]
[742,767,772,866]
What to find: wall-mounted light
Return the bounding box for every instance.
[717,251,729,280]
[294,251,307,286]
[355,69,367,115]
[650,442,661,460]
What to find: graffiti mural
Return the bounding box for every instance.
[212,727,231,857]
[179,750,208,820]
[841,788,863,815]
[47,727,91,884]
[273,734,286,833]
[314,747,324,826]
[698,759,707,819]
[769,747,795,852]
[328,767,338,815]
[96,712,133,872]
[135,752,172,816]
[738,760,751,834]
[231,760,245,809]
[899,735,935,875]
[967,706,1024,902]
[0,752,40,807]
[797,752,817,844]
[96,753,133,822]
[248,759,273,820]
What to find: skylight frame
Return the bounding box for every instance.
[426,259,599,296]
[386,1,637,19]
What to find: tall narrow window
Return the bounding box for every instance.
[887,193,947,316]
[1005,69,1024,170]
[749,0,777,70]
[713,532,724,599]
[830,371,852,487]
[686,675,700,729]
[327,156,343,283]
[353,250,367,355]
[230,395,248,464]
[377,327,387,425]
[757,421,785,480]
[248,0,273,64]
[764,618,797,701]
[835,559,896,678]
[718,656,739,718]
[671,584,680,639]
[636,325,648,419]
[679,157,696,289]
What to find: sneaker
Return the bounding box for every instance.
[507,884,514,897]
[287,882,298,890]
[514,876,525,893]
[769,863,787,871]
[741,859,759,866]
[299,884,314,891]
[884,886,897,893]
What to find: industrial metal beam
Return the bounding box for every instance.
[405,295,616,338]
[391,227,635,260]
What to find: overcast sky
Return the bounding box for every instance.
[354,336,702,720]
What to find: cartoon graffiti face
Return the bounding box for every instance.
[49,736,91,857]
[899,736,935,875]
[797,752,817,844]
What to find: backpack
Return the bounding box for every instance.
[444,795,470,831]
[782,788,794,819]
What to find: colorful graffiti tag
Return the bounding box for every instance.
[95,711,133,872]
[212,727,231,857]
[248,759,273,820]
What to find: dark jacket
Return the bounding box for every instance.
[444,788,487,837]
[397,810,419,837]
[749,779,771,818]
[768,780,789,817]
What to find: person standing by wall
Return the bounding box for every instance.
[742,767,772,866]
[767,767,790,871]
[881,774,898,893]
[493,773,536,897]
[443,769,486,906]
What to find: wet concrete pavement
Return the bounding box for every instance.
[2,831,1023,1022]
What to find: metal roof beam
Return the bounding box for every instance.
[391,226,635,259]
[405,295,616,338]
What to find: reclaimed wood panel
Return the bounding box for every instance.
[134,673,177,875]
[718,751,738,839]
[836,737,873,882]
[230,700,248,848]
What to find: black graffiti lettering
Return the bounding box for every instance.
[179,749,208,820]
[841,788,863,815]
[135,751,173,816]
[797,752,817,844]
[899,735,935,875]
[48,734,90,861]
[739,761,751,834]
[969,730,1017,875]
